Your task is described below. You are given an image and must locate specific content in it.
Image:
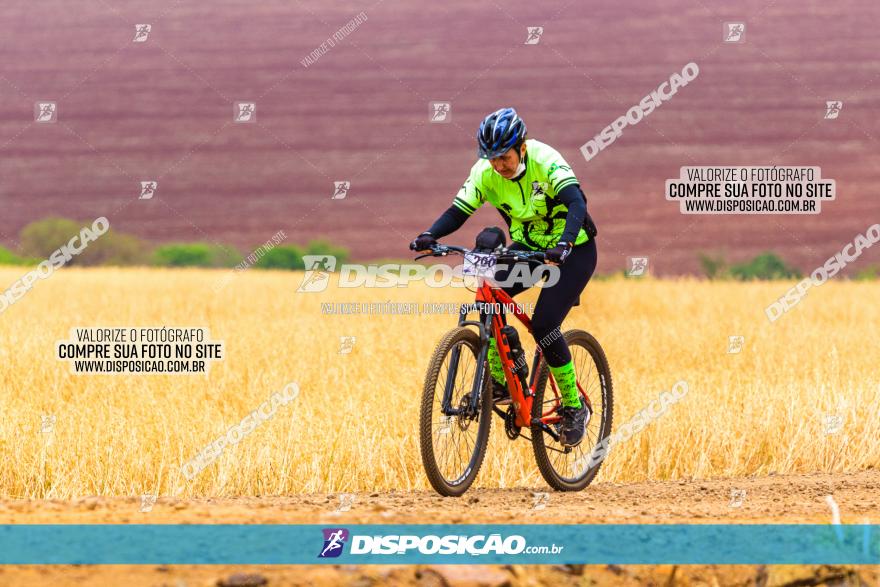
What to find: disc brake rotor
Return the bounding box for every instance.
[456,393,473,431]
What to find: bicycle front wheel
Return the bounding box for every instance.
[419,327,492,497]
[531,329,614,491]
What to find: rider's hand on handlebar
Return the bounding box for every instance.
[544,241,572,266]
[410,231,437,252]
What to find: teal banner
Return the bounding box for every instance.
[0,524,877,564]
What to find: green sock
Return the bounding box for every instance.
[549,360,581,408]
[487,337,507,385]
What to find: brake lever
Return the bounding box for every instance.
[414,246,451,261]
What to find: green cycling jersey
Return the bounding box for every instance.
[451,139,590,250]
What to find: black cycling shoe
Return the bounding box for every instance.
[560,402,590,447]
[491,379,511,405]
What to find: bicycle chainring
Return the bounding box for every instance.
[504,405,520,439]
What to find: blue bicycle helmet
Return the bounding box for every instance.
[477,107,527,159]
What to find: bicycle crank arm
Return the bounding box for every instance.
[530,418,561,442]
[491,405,508,420]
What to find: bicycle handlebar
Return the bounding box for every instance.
[414,243,546,263]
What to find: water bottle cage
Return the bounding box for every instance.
[501,325,521,349]
[499,325,530,396]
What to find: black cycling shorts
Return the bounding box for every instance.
[491,239,598,367]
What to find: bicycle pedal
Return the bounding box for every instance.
[491,381,511,405]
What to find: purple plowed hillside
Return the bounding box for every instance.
[1,0,878,274]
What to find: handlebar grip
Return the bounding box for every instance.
[498,251,546,263]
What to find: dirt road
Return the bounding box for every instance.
[4,470,878,525]
[1,471,878,586]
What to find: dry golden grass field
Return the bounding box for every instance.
[0,266,878,500]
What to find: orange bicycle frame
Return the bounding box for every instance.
[471,281,590,429]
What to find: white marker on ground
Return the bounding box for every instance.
[825,495,844,543]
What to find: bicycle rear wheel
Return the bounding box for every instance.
[530,329,613,491]
[419,327,492,496]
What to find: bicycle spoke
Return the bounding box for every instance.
[535,336,611,484]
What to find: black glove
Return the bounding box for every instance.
[544,241,573,265]
[410,232,437,252]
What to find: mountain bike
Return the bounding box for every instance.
[415,243,614,496]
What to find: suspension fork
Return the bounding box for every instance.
[446,302,500,417]
[442,302,495,416]
[469,337,490,416]
[440,343,462,415]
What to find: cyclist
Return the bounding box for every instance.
[410,107,598,447]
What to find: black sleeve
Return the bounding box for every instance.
[556,183,587,245]
[496,207,512,230]
[426,205,470,238]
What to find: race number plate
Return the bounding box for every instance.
[462,252,497,279]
